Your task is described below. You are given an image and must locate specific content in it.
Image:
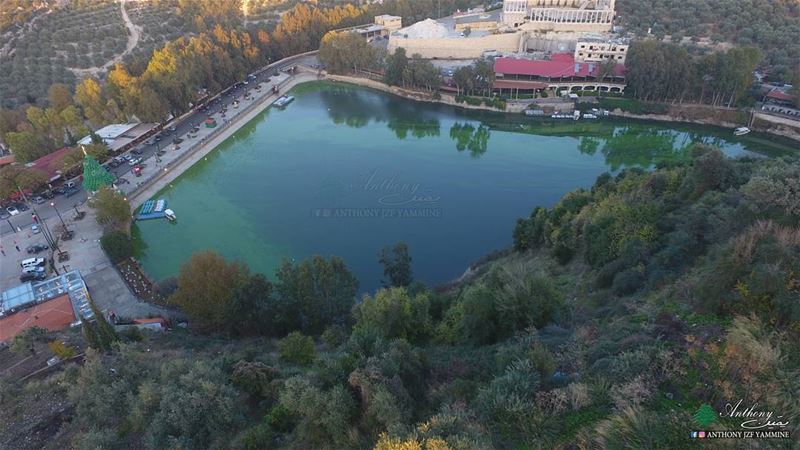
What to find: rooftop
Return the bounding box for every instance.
[0,294,76,342]
[494,53,626,78]
[1,270,93,325]
[26,146,73,182]
[78,123,158,151]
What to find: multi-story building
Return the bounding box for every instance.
[502,0,616,32]
[574,37,628,63]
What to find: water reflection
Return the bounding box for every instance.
[449,123,490,158]
[314,83,787,168]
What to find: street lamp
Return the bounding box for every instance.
[51,202,67,231]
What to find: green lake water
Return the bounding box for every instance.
[133,81,795,293]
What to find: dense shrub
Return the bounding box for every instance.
[100,230,133,263]
[279,332,316,366]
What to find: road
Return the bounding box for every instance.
[1,54,320,237]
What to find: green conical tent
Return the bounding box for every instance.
[82,155,114,192]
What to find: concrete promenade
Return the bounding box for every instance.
[1,67,320,319]
[126,69,321,208]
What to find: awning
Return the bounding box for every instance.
[493,80,549,90]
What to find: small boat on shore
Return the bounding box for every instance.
[274,95,294,108]
[164,209,177,222]
[734,127,751,136]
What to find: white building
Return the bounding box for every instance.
[574,37,628,63]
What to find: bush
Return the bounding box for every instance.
[278,332,315,366]
[238,423,275,450]
[100,231,133,263]
[48,340,76,359]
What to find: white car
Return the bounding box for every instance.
[128,157,141,166]
[6,206,19,216]
[31,224,40,234]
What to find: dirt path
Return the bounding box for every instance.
[68,0,141,77]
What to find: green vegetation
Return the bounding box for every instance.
[625,41,762,107]
[100,230,134,263]
[617,0,800,81]
[5,144,795,448]
[91,186,130,231]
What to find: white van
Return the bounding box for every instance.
[20,257,45,268]
[22,265,45,274]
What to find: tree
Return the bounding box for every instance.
[278,331,316,365]
[354,287,432,343]
[100,231,134,263]
[5,130,48,163]
[319,31,380,75]
[274,255,358,334]
[228,273,275,336]
[379,241,413,287]
[385,47,409,87]
[0,164,46,199]
[47,83,74,112]
[88,298,119,351]
[170,251,248,330]
[10,327,47,355]
[90,187,130,230]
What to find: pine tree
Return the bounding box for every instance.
[88,298,119,350]
[81,154,114,192]
[81,320,102,350]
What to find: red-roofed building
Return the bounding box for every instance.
[766,90,796,105]
[0,294,76,343]
[493,53,626,97]
[27,146,74,183]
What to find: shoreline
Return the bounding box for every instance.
[325,74,800,144]
[127,70,320,209]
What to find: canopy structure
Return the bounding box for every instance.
[82,155,114,192]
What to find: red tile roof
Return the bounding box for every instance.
[766,90,796,102]
[0,294,75,342]
[29,147,74,181]
[494,54,626,79]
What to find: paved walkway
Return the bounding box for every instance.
[2,67,321,320]
[125,69,320,208]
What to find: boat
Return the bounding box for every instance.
[274,95,294,108]
[573,110,581,120]
[164,209,177,222]
[583,113,598,119]
[734,127,751,136]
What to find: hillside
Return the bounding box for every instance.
[617,0,800,79]
[1,145,797,449]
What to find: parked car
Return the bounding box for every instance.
[31,224,40,234]
[169,125,177,132]
[6,206,19,216]
[0,211,9,219]
[33,196,46,204]
[108,160,120,168]
[21,257,45,268]
[64,187,79,197]
[128,157,141,166]
[155,135,162,141]
[22,265,46,274]
[20,271,47,282]
[26,243,48,254]
[132,148,143,155]
[146,139,156,145]
[65,181,76,189]
[15,203,29,212]
[40,190,55,199]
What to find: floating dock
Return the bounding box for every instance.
[137,199,169,220]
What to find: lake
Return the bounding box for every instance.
[133,81,795,293]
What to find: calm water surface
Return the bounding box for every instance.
[133,81,794,293]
